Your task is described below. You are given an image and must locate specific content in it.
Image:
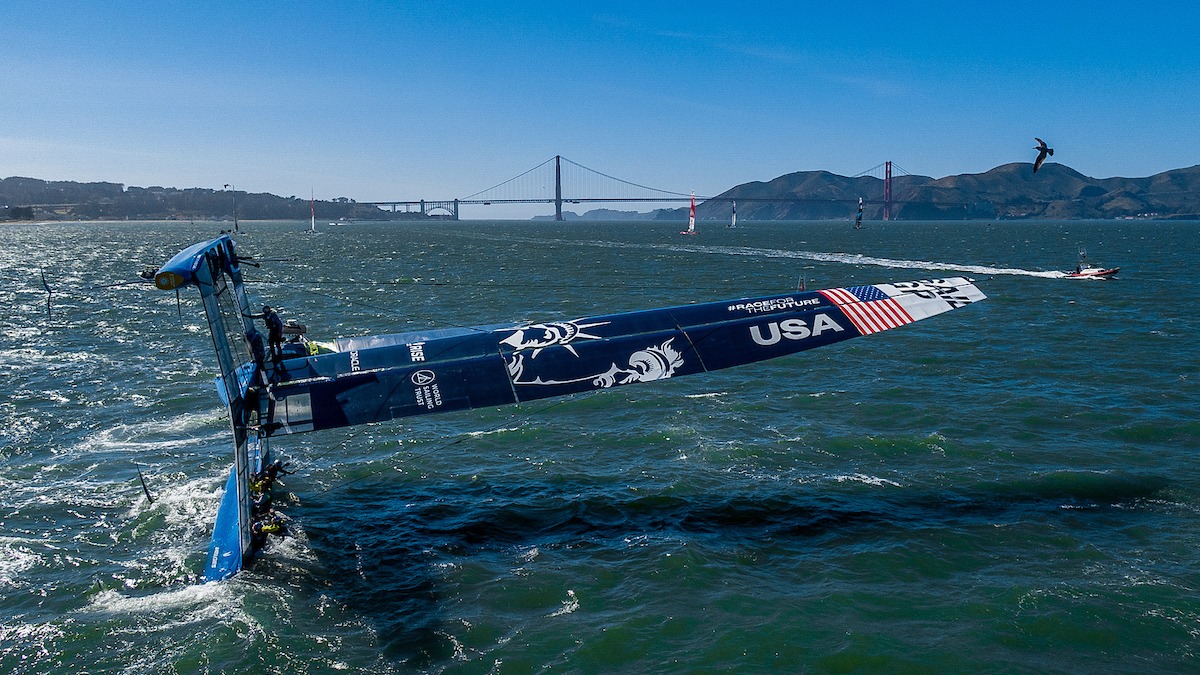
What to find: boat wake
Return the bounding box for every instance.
[475,234,1066,279]
[662,243,1067,279]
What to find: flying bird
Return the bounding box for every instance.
[1033,138,1054,173]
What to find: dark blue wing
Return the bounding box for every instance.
[264,279,985,434]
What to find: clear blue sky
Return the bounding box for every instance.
[3,1,1198,218]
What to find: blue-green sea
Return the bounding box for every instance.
[2,218,1198,673]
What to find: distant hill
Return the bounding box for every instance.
[5,163,1200,222]
[0,177,426,222]
[705,163,1200,221]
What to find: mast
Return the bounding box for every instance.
[224,183,239,233]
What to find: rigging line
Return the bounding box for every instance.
[309,394,590,495]
[462,157,557,200]
[34,272,158,296]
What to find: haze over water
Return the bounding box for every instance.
[2,219,1198,673]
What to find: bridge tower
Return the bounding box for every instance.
[884,161,893,221]
[555,155,563,221]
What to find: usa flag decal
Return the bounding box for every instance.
[819,285,915,335]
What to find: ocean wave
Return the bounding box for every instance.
[831,473,903,488]
[0,535,46,588]
[85,582,232,617]
[66,410,225,456]
[464,427,522,438]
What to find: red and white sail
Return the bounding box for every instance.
[681,191,697,235]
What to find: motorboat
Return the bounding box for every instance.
[1064,263,1119,279]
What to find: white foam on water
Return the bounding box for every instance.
[831,473,903,488]
[0,346,114,370]
[667,243,1067,279]
[464,426,522,438]
[1,326,39,342]
[547,589,579,617]
[516,546,540,564]
[480,234,1066,279]
[0,535,46,587]
[0,620,65,661]
[67,410,224,456]
[82,582,263,641]
[87,582,224,615]
[135,472,224,536]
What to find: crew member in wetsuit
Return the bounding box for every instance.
[260,305,284,362]
[246,304,284,360]
[250,512,287,551]
[252,490,273,515]
[245,328,269,385]
[251,459,291,493]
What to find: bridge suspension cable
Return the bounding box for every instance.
[371,156,923,221]
[462,155,693,203]
[461,157,558,201]
[558,156,693,200]
[852,162,912,179]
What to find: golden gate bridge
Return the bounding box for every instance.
[365,156,913,221]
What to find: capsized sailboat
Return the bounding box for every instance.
[154,235,987,581]
[681,191,698,235]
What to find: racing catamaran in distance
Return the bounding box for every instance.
[154,234,987,581]
[681,192,697,235]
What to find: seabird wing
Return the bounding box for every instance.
[1033,151,1048,172]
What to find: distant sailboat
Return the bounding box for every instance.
[309,191,316,233]
[854,197,863,229]
[680,192,698,235]
[224,184,239,234]
[729,200,736,228]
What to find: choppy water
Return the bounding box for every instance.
[2,219,1198,673]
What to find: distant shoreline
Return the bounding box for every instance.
[5,162,1200,222]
